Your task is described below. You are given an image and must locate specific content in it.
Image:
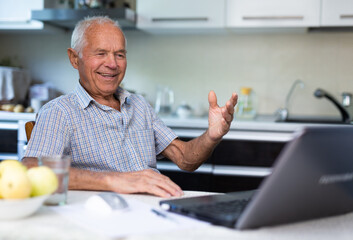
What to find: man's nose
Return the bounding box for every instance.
[105,54,118,69]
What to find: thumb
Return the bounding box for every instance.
[208,90,218,108]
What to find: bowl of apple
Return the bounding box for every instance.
[0,194,50,220]
[0,160,58,220]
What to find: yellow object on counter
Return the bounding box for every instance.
[241,87,252,96]
[237,87,256,120]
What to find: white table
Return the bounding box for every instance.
[1,190,353,240]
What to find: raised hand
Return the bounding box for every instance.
[207,91,238,141]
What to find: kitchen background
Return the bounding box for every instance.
[1,30,352,118]
[1,0,353,120]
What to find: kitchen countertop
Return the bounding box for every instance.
[161,115,296,132]
[0,110,348,135]
[161,115,351,132]
[160,115,353,142]
[0,111,36,121]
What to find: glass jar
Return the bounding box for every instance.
[236,87,256,120]
[155,86,174,116]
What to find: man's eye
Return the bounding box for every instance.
[97,52,105,56]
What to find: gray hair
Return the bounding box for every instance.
[71,16,126,57]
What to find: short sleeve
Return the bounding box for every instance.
[146,103,178,157]
[24,102,71,158]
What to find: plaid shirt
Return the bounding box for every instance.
[24,83,177,172]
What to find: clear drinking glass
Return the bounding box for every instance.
[155,86,174,116]
[40,155,71,206]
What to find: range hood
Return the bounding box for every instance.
[31,8,136,31]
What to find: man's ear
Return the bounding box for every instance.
[67,48,79,69]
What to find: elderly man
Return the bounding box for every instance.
[23,16,238,198]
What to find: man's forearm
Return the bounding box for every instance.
[24,157,183,197]
[22,157,39,168]
[164,130,221,172]
[185,130,220,165]
[23,157,111,191]
[68,168,112,191]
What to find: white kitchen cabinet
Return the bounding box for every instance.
[137,0,225,30]
[321,0,353,26]
[226,0,320,28]
[0,0,44,30]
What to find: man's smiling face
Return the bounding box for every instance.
[76,22,127,99]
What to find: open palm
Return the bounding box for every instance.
[208,91,238,141]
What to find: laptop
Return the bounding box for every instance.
[160,126,353,229]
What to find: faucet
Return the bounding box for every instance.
[342,92,352,107]
[276,79,305,121]
[314,88,351,123]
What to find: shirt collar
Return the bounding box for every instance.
[116,86,132,106]
[74,82,131,110]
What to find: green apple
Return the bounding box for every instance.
[27,166,58,197]
[0,166,32,199]
[0,160,27,174]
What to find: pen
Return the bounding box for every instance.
[151,209,178,224]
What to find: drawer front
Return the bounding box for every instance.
[212,139,286,167]
[226,0,320,27]
[137,0,225,29]
[321,0,353,26]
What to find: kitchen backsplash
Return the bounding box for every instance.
[0,30,352,117]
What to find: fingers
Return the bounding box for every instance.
[146,171,183,198]
[221,92,237,123]
[115,169,183,198]
[226,92,238,114]
[208,90,218,108]
[230,92,238,107]
[222,107,233,123]
[136,170,183,198]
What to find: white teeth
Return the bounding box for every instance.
[100,73,116,77]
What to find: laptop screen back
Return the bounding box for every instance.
[237,126,353,229]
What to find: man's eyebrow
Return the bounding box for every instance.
[94,49,127,54]
[94,48,107,52]
[117,49,127,54]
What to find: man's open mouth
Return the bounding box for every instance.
[98,72,118,78]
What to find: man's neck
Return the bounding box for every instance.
[79,80,121,111]
[96,95,121,111]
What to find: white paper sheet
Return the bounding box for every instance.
[50,198,210,238]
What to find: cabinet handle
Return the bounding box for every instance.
[213,166,272,177]
[340,15,353,19]
[173,129,293,142]
[157,162,272,177]
[151,17,208,22]
[157,162,213,174]
[242,16,304,21]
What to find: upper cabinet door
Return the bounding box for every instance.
[0,0,44,30]
[137,0,225,29]
[226,0,320,28]
[321,0,353,26]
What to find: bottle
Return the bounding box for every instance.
[236,87,256,120]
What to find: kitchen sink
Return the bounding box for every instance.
[276,116,352,124]
[275,85,352,125]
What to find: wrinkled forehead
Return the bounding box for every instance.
[84,23,126,49]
